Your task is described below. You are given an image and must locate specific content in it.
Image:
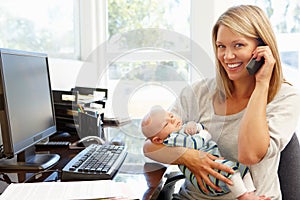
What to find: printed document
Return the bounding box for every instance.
[0,180,139,200]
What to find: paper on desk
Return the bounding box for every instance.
[0,180,139,200]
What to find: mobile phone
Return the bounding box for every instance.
[246,57,265,75]
[246,38,266,75]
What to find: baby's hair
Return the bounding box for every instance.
[141,112,152,138]
[141,105,165,138]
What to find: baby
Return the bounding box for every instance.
[141,105,262,200]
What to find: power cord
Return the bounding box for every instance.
[0,173,16,184]
[0,145,5,159]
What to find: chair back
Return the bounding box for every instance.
[278,133,300,200]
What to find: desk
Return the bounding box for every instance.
[0,125,168,200]
[38,148,167,199]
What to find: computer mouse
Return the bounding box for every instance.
[51,132,71,140]
[76,136,105,147]
[110,137,125,146]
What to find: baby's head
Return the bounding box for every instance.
[141,105,182,144]
[141,105,167,142]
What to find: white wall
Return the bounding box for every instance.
[48,58,82,91]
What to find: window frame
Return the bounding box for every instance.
[77,0,218,86]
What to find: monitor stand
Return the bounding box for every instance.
[0,146,60,172]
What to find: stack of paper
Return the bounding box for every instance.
[0,180,139,200]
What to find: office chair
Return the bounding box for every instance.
[158,133,300,200]
[278,133,300,200]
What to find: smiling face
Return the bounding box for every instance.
[216,25,258,81]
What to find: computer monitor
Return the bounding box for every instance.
[0,48,60,171]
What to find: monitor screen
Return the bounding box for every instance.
[0,48,59,170]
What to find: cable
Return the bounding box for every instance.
[0,145,5,159]
[22,169,61,183]
[0,173,16,184]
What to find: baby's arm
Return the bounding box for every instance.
[184,121,204,135]
[164,130,211,148]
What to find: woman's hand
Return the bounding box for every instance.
[252,45,275,84]
[144,140,234,193]
[181,148,234,193]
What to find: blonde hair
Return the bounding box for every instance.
[212,5,284,103]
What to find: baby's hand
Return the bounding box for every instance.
[184,121,198,135]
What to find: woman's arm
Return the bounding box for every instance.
[238,46,274,165]
[143,139,234,193]
[238,82,270,165]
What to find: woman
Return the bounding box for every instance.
[143,5,300,200]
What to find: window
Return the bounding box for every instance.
[103,0,193,165]
[106,0,191,119]
[0,0,79,59]
[0,0,196,165]
[107,0,190,41]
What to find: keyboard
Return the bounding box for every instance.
[61,144,127,181]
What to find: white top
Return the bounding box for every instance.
[170,78,300,200]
